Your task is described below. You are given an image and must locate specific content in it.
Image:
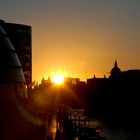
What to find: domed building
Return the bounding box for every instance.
[110,60,121,78]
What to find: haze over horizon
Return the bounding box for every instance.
[0,0,140,82]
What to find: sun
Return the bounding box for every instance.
[52,73,64,84]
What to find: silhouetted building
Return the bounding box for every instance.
[86,60,140,132]
[0,23,46,140]
[110,60,121,78]
[0,19,32,87]
[0,23,26,89]
[64,77,80,85]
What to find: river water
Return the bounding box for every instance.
[70,109,140,140]
[89,120,140,140]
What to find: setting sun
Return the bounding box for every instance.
[52,74,64,84]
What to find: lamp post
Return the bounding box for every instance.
[84,116,87,128]
[78,114,81,127]
[73,112,77,127]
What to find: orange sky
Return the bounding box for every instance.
[1,0,140,82]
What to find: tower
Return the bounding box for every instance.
[110,60,121,78]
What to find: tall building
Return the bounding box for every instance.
[0,23,45,140]
[0,19,32,87]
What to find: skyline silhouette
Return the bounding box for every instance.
[33,60,140,85]
[0,0,140,82]
[1,1,140,139]
[0,22,140,139]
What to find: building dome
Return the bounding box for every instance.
[110,60,121,78]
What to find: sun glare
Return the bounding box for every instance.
[52,74,64,84]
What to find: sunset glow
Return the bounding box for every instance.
[2,1,139,82]
[52,73,64,84]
